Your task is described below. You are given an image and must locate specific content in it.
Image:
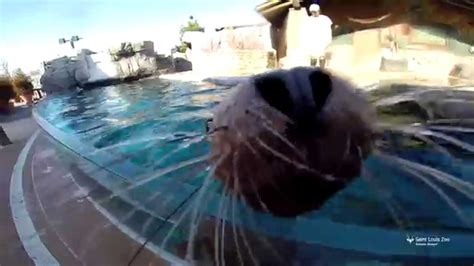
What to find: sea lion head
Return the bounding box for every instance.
[208,67,376,217]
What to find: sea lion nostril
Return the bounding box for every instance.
[254,76,294,118]
[309,70,332,112]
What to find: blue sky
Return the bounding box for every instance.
[0,0,263,71]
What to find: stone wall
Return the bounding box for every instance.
[115,54,156,77]
[195,49,276,76]
[203,24,273,52]
[186,24,276,76]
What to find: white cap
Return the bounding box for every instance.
[309,4,320,12]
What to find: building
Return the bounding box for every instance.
[182,23,277,76]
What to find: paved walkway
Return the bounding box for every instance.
[0,109,169,265]
[0,139,33,265]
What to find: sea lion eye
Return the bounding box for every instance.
[254,75,294,117]
[309,70,332,112]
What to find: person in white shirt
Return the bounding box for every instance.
[305,4,333,68]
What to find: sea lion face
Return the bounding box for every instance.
[208,67,376,217]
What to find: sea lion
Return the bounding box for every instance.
[207,66,376,217]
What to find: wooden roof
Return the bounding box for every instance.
[255,0,474,43]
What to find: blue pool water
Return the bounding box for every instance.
[35,78,474,264]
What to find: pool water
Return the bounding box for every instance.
[34,77,474,264]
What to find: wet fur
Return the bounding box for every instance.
[209,67,376,217]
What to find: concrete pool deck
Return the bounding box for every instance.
[0,110,169,265]
[160,64,467,90]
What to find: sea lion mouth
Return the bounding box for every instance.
[208,67,375,217]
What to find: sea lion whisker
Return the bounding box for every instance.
[248,101,295,125]
[112,187,164,227]
[214,190,224,266]
[216,174,231,266]
[234,172,286,264]
[402,166,472,228]
[361,164,413,235]
[357,146,363,164]
[255,137,336,181]
[426,118,474,125]
[186,154,227,262]
[386,125,473,154]
[236,221,259,266]
[160,204,191,250]
[88,134,205,155]
[214,165,232,266]
[335,133,352,174]
[238,184,288,265]
[83,135,207,185]
[427,125,474,134]
[220,193,230,266]
[186,189,215,263]
[101,155,209,204]
[345,134,352,159]
[232,150,270,213]
[241,139,289,197]
[233,154,278,265]
[419,130,474,153]
[376,152,474,201]
[247,176,271,213]
[231,181,244,266]
[160,179,210,250]
[140,216,154,236]
[360,145,413,230]
[260,123,306,160]
[410,135,452,156]
[246,106,305,160]
[235,186,259,266]
[81,188,166,258]
[153,135,207,165]
[380,125,451,156]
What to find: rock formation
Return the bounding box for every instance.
[40,41,159,93]
[40,56,83,93]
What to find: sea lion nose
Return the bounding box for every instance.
[254,74,295,119]
[284,68,333,135]
[308,70,332,112]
